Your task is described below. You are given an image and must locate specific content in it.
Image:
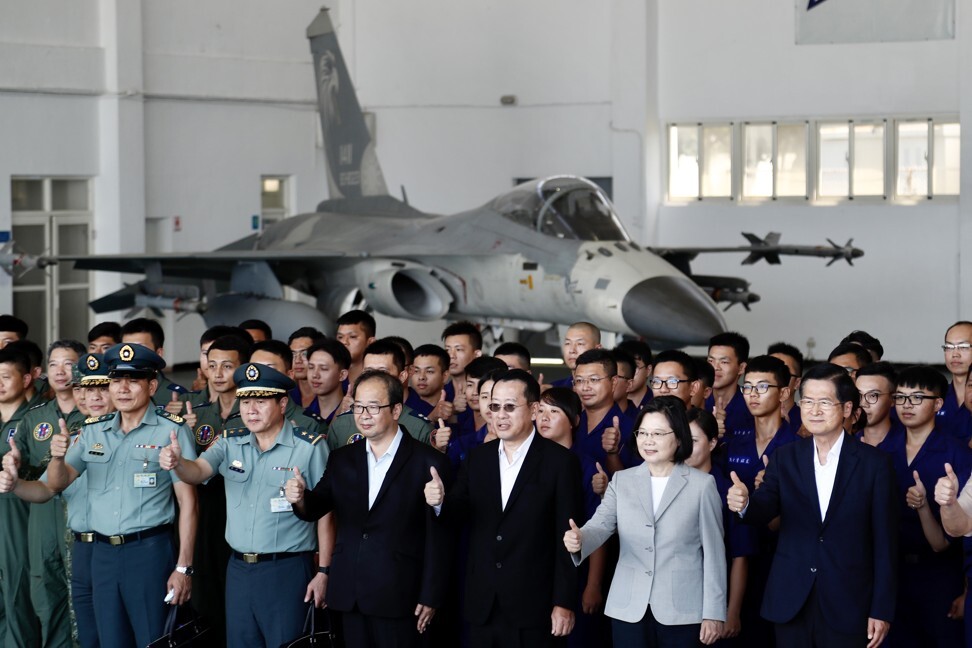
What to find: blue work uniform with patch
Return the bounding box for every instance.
[936,384,972,444]
[855,420,906,453]
[550,376,573,388]
[705,388,755,441]
[575,404,634,470]
[726,424,798,492]
[201,420,328,647]
[885,428,971,647]
[404,389,434,418]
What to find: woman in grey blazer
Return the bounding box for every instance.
[564,396,727,647]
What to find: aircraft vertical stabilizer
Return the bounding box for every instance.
[307,8,389,198]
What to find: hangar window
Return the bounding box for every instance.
[816,120,886,199]
[742,122,808,199]
[895,119,960,198]
[668,124,733,200]
[260,175,290,228]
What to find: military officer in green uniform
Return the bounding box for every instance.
[159,362,329,647]
[0,345,40,647]
[327,340,433,450]
[46,343,198,648]
[16,339,86,648]
[249,339,329,438]
[120,318,191,414]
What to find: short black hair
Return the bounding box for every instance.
[413,344,451,373]
[48,339,85,358]
[767,341,804,377]
[207,335,252,363]
[239,319,273,339]
[541,387,582,428]
[441,321,483,350]
[251,339,293,371]
[478,367,509,393]
[381,336,414,367]
[492,369,540,404]
[708,332,750,363]
[201,325,249,347]
[616,339,653,367]
[634,396,693,463]
[353,369,404,406]
[744,355,790,389]
[827,343,872,369]
[653,350,699,382]
[337,310,376,338]
[7,340,42,371]
[687,407,719,442]
[802,363,860,404]
[575,349,617,376]
[611,349,636,380]
[897,365,948,399]
[0,315,28,338]
[87,321,121,344]
[0,346,31,375]
[307,338,352,371]
[856,361,898,390]
[288,327,325,346]
[493,342,532,369]
[121,318,164,349]
[363,340,406,375]
[695,358,714,388]
[841,330,884,360]
[465,356,508,382]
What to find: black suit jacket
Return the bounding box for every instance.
[446,434,584,628]
[296,428,452,617]
[744,434,898,633]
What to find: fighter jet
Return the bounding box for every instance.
[51,8,860,348]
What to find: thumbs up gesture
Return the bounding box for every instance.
[754,455,769,490]
[935,463,961,507]
[452,387,468,413]
[183,402,197,431]
[726,471,749,513]
[159,430,182,471]
[285,467,307,505]
[2,435,21,474]
[591,462,608,497]
[165,391,183,416]
[432,418,451,452]
[425,466,445,507]
[714,397,727,438]
[50,419,71,459]
[563,518,583,553]
[907,470,927,510]
[601,416,621,454]
[429,391,454,423]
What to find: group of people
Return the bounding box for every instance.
[1,311,972,648]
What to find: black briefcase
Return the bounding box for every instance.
[146,604,210,648]
[279,606,338,648]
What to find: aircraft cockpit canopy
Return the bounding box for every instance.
[489,176,631,242]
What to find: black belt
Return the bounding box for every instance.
[231,550,310,564]
[73,531,95,544]
[93,524,172,546]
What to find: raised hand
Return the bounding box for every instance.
[935,462,960,507]
[50,420,71,459]
[432,419,451,452]
[601,416,621,454]
[714,397,727,438]
[727,471,749,513]
[429,391,454,423]
[424,466,444,507]
[285,467,307,505]
[906,470,927,510]
[2,436,21,474]
[452,387,467,413]
[164,391,183,416]
[563,518,582,553]
[183,402,197,431]
[190,368,207,392]
[591,461,608,497]
[754,454,769,490]
[159,430,182,471]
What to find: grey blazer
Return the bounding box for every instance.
[574,462,727,625]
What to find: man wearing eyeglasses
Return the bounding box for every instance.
[726,363,897,648]
[938,321,972,444]
[855,362,904,450]
[650,350,702,409]
[574,350,632,475]
[881,366,970,646]
[288,369,451,647]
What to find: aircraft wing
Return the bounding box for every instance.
[652,232,863,268]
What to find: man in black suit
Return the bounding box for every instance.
[425,369,584,647]
[287,369,451,647]
[727,363,897,648]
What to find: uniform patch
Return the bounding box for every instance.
[347,433,364,445]
[6,428,15,443]
[195,425,216,446]
[119,344,135,362]
[33,422,54,442]
[86,355,100,371]
[245,364,260,382]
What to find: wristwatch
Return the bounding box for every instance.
[317,565,330,575]
[176,565,195,576]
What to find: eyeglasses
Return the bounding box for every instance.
[292,349,309,360]
[798,398,840,411]
[943,343,972,352]
[893,393,938,406]
[617,375,633,382]
[742,382,780,395]
[860,391,889,404]
[351,403,393,415]
[837,366,856,375]
[488,402,528,413]
[573,375,615,388]
[635,429,675,441]
[649,377,690,390]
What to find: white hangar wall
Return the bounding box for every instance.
[0,0,966,363]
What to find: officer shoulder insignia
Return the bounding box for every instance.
[413,412,429,422]
[33,422,54,441]
[306,412,324,422]
[157,410,185,424]
[293,426,324,445]
[84,413,116,426]
[223,427,249,439]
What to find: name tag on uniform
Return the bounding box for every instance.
[134,473,157,488]
[270,497,292,513]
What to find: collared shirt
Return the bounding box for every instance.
[813,431,844,521]
[498,431,535,510]
[366,428,404,509]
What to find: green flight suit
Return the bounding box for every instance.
[326,403,433,452]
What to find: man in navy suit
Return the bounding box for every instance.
[727,363,897,648]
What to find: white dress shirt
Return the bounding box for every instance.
[498,431,535,510]
[813,431,844,521]
[366,428,404,509]
[651,475,670,514]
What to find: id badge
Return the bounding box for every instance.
[134,473,157,488]
[270,497,293,513]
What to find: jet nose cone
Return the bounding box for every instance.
[621,276,726,345]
